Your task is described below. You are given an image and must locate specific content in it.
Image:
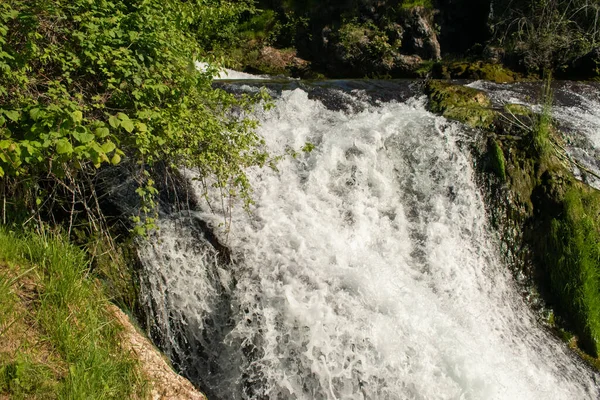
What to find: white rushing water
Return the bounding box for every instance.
[195,61,270,80]
[140,86,599,399]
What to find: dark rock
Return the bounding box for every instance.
[395,54,423,71]
[436,0,492,54]
[566,47,600,80]
[483,46,505,64]
[402,7,441,61]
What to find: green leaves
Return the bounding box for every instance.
[101,141,116,153]
[120,119,134,133]
[2,109,19,122]
[72,127,94,144]
[71,110,83,123]
[108,116,120,129]
[95,127,110,138]
[55,139,73,155]
[0,0,269,234]
[29,108,42,121]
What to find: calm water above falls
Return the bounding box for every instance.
[139,82,600,400]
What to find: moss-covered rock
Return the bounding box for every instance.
[503,103,532,116]
[425,80,495,128]
[426,80,600,362]
[530,174,600,356]
[432,61,520,83]
[488,139,507,181]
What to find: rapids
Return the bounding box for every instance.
[139,81,600,400]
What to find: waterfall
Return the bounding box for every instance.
[139,83,600,400]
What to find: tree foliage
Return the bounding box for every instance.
[0,0,269,233]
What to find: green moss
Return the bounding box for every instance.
[415,60,436,78]
[538,183,600,356]
[434,61,520,83]
[505,149,537,213]
[401,0,433,9]
[488,139,507,181]
[425,81,495,128]
[503,103,532,116]
[476,63,517,83]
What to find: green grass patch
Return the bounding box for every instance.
[0,229,147,399]
[531,77,555,161]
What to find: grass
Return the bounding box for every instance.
[0,228,147,399]
[532,76,554,159]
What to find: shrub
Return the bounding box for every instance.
[0,0,268,233]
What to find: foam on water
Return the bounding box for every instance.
[140,87,600,399]
[195,61,269,80]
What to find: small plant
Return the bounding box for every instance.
[532,75,555,158]
[492,0,600,73]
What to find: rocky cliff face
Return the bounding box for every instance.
[237,0,600,80]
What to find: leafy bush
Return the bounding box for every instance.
[337,20,399,69]
[0,0,269,233]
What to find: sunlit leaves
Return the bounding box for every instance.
[55,139,73,155]
[0,0,268,233]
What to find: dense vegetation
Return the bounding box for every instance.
[0,0,268,235]
[217,0,600,79]
[492,0,600,73]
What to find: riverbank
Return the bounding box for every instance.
[0,229,204,399]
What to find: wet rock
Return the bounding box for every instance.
[425,80,495,128]
[395,54,423,72]
[402,7,441,61]
[483,46,505,64]
[244,46,311,77]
